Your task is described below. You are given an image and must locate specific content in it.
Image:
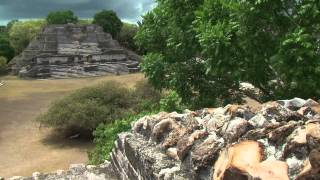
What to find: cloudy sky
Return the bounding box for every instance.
[0,0,156,25]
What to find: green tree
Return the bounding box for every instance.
[6,20,19,31]
[0,36,15,61]
[0,56,8,75]
[46,10,78,25]
[136,0,320,107]
[9,20,46,54]
[93,10,123,38]
[195,0,320,99]
[0,23,15,61]
[135,0,213,108]
[118,23,139,51]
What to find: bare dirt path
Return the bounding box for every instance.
[0,74,144,178]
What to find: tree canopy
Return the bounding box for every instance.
[0,24,15,61]
[9,20,46,54]
[0,35,15,62]
[93,10,123,38]
[136,0,320,107]
[46,10,78,25]
[0,56,8,74]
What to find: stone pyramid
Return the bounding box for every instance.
[11,24,140,78]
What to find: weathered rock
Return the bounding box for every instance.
[239,82,264,102]
[278,98,307,110]
[268,121,298,145]
[5,161,117,180]
[296,149,320,180]
[11,24,140,79]
[108,98,319,180]
[176,130,208,160]
[191,134,223,171]
[220,117,250,143]
[213,141,289,180]
[306,122,320,149]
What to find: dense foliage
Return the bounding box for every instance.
[46,10,78,25]
[0,29,15,61]
[9,20,46,54]
[37,81,161,134]
[118,23,139,52]
[136,0,320,106]
[0,56,8,74]
[93,10,123,38]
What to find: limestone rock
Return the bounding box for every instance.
[296,149,320,180]
[108,98,319,180]
[6,161,117,180]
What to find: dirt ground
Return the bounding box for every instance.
[0,74,144,178]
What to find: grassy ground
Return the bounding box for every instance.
[0,73,144,178]
[0,74,144,99]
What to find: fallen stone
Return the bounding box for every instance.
[176,130,208,160]
[220,117,250,143]
[296,149,320,179]
[213,141,289,180]
[191,134,223,170]
[278,98,307,110]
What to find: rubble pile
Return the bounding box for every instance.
[112,98,320,180]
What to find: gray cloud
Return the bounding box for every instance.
[0,0,156,25]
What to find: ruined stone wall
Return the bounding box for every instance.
[111,98,320,180]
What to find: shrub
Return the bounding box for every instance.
[37,80,162,134]
[37,81,136,134]
[93,10,123,38]
[88,111,155,164]
[46,10,78,25]
[134,80,162,111]
[0,56,8,75]
[160,91,184,112]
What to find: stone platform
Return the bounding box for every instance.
[11,24,140,79]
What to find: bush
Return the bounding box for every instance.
[37,80,162,134]
[46,10,78,25]
[160,91,184,112]
[37,81,136,134]
[134,80,162,111]
[93,10,123,38]
[0,56,8,75]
